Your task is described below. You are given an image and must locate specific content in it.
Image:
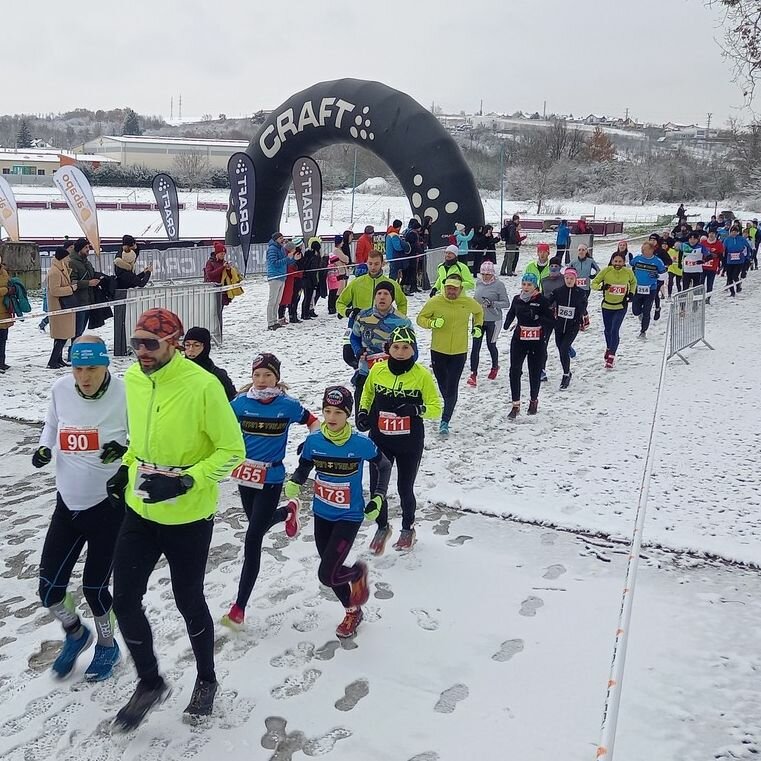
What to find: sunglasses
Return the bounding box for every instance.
[130,336,168,351]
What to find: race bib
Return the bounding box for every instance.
[557,305,575,320]
[58,427,99,454]
[366,352,388,369]
[730,252,741,261]
[685,257,701,268]
[576,278,588,287]
[378,411,411,436]
[314,478,351,509]
[134,464,182,500]
[636,284,652,295]
[519,326,542,341]
[230,459,268,489]
[608,284,627,296]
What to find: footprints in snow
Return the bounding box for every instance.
[270,668,321,699]
[261,716,351,760]
[446,535,473,547]
[334,679,369,712]
[492,639,525,662]
[519,596,544,617]
[434,683,469,714]
[374,582,394,600]
[411,608,440,631]
[543,564,567,580]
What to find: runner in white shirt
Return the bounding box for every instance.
[32,335,128,682]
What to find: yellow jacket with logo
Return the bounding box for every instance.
[416,294,484,355]
[123,352,245,525]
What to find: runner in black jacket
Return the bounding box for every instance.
[504,273,555,418]
[547,267,588,389]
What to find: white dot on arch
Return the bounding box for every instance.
[412,193,422,208]
[423,207,439,222]
[427,188,440,200]
[445,201,458,214]
[413,174,423,186]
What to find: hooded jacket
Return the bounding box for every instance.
[566,255,601,289]
[432,258,475,293]
[184,327,237,402]
[337,272,408,316]
[473,277,510,323]
[548,285,588,333]
[266,238,288,279]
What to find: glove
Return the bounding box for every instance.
[355,410,371,431]
[100,440,128,464]
[284,481,300,499]
[32,446,52,468]
[296,441,305,456]
[337,313,345,320]
[139,472,192,504]
[429,317,445,329]
[581,314,590,331]
[429,288,437,297]
[364,495,383,521]
[106,464,129,504]
[601,283,610,291]
[472,325,483,339]
[343,343,359,370]
[395,403,422,418]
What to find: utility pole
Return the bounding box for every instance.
[499,142,505,225]
[543,100,547,120]
[350,147,358,225]
[706,112,713,155]
[480,99,483,116]
[170,97,174,121]
[179,94,182,121]
[625,107,629,121]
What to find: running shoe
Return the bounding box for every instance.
[439,421,450,435]
[605,354,615,369]
[540,370,548,382]
[369,524,393,556]
[183,678,218,719]
[336,607,363,638]
[560,373,572,390]
[112,679,172,733]
[487,365,500,380]
[568,347,577,359]
[84,642,121,682]
[527,399,539,415]
[394,528,417,551]
[221,603,245,629]
[466,373,477,387]
[52,624,93,678]
[508,405,520,420]
[349,561,370,607]
[653,308,661,321]
[284,499,301,538]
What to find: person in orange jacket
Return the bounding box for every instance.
[355,226,375,265]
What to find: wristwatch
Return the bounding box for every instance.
[179,474,194,491]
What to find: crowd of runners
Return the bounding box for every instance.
[15,205,758,734]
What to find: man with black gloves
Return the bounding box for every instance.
[32,335,128,683]
[110,308,245,732]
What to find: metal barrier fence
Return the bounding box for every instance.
[667,285,713,363]
[113,285,223,357]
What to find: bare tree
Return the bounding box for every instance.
[173,151,210,187]
[707,0,761,100]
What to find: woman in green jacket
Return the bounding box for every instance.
[591,253,637,369]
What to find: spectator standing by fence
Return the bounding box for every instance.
[0,253,14,372]
[556,220,571,264]
[46,247,77,369]
[500,214,524,276]
[67,239,101,355]
[114,247,152,290]
[266,232,287,330]
[355,226,374,265]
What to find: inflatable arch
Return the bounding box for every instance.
[227,78,484,244]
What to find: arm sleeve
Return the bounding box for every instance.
[493,281,511,310]
[369,451,392,497]
[39,389,59,450]
[394,281,408,315]
[218,369,238,402]
[350,319,363,357]
[359,366,377,412]
[503,300,516,329]
[416,302,435,330]
[421,368,443,420]
[628,271,638,293]
[185,381,246,484]
[591,269,605,291]
[470,298,485,327]
[290,455,314,485]
[466,229,474,242]
[136,270,151,287]
[336,281,353,316]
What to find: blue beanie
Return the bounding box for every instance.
[521,273,539,287]
[71,340,110,367]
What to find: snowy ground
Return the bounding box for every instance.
[7,184,755,240]
[1,242,760,758]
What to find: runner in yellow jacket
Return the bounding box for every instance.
[416,273,483,434]
[110,308,244,732]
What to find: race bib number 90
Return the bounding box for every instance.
[59,428,99,454]
[230,460,268,489]
[378,411,411,436]
[314,478,351,509]
[519,326,542,341]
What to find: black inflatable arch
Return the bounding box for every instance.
[227,78,484,244]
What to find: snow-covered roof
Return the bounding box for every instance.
[91,135,250,148]
[0,149,61,163]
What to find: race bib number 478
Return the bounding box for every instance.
[314,479,351,509]
[59,428,99,454]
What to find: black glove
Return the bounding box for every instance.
[337,313,345,320]
[342,343,359,370]
[429,288,437,297]
[601,283,610,291]
[139,473,193,504]
[32,446,52,468]
[355,411,371,432]
[296,441,305,456]
[395,403,423,418]
[349,308,360,322]
[106,465,129,504]
[100,440,128,464]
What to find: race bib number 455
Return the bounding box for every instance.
[314,478,351,509]
[59,428,99,454]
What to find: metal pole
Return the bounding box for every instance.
[285,193,290,222]
[499,143,505,225]
[350,148,358,225]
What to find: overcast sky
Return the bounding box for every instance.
[5,0,745,127]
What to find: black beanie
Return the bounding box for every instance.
[251,352,281,380]
[54,247,69,261]
[184,326,211,348]
[374,281,396,298]
[322,385,353,416]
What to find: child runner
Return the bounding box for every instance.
[591,253,637,369]
[284,387,391,638]
[223,353,320,628]
[468,261,509,386]
[356,326,442,553]
[504,273,555,419]
[547,267,588,389]
[702,230,724,304]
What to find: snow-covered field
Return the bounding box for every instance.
[7,184,756,240]
[1,225,760,759]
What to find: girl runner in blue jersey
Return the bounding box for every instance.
[285,386,391,638]
[223,353,319,628]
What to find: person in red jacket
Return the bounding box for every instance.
[355,226,375,265]
[203,242,232,307]
[279,242,302,324]
[701,230,724,304]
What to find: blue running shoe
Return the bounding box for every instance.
[52,625,93,678]
[540,370,548,382]
[85,642,121,682]
[439,421,450,435]
[569,346,577,359]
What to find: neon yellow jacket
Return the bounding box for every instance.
[359,361,443,421]
[337,273,408,316]
[432,260,475,293]
[416,294,484,355]
[123,352,245,525]
[591,265,637,311]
